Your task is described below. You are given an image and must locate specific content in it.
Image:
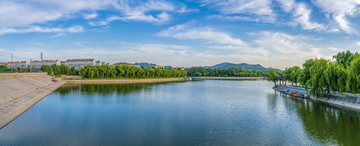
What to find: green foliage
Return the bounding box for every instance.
[298,59,315,90]
[40,64,80,77]
[307,59,329,97]
[80,65,187,79]
[287,50,360,98]
[186,67,264,77]
[0,65,29,73]
[283,66,302,86]
[0,65,15,73]
[347,56,360,94]
[265,69,280,85]
[333,50,357,68]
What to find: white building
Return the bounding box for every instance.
[96,60,102,66]
[30,60,60,71]
[6,61,29,70]
[65,59,96,70]
[101,62,110,65]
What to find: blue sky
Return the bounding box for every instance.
[1,0,360,69]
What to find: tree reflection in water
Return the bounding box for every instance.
[268,91,360,145]
[55,82,184,96]
[296,99,360,145]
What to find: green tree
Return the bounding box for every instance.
[347,56,360,94]
[333,50,355,68]
[307,59,329,98]
[299,59,315,90]
[266,69,280,85]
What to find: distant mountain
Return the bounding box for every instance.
[211,62,282,72]
[134,62,157,67]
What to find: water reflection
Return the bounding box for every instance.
[56,82,185,96]
[1,80,360,145]
[296,99,360,145]
[270,91,360,145]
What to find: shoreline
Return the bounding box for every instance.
[192,76,263,80]
[273,85,360,110]
[0,76,186,129]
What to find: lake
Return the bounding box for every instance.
[0,80,359,145]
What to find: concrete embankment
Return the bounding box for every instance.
[273,85,360,110]
[0,74,65,129]
[66,78,185,84]
[192,77,263,80]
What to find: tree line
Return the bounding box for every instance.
[80,65,187,79]
[186,67,265,77]
[0,65,31,73]
[40,64,79,77]
[283,50,360,98]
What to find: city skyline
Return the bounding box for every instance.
[1,0,360,70]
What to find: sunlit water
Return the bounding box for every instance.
[1,80,359,145]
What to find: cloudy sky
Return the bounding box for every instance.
[1,0,360,69]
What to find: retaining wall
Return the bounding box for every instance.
[273,85,360,110]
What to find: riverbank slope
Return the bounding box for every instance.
[273,85,360,110]
[0,74,65,129]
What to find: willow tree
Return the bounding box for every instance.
[283,66,302,86]
[283,67,292,83]
[266,69,280,86]
[333,50,355,68]
[324,63,343,92]
[299,59,315,90]
[291,66,302,86]
[307,59,329,98]
[347,56,360,94]
[337,65,349,93]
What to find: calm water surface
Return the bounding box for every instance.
[0,80,360,145]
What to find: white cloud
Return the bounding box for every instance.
[0,43,191,66]
[88,0,195,26]
[207,15,260,22]
[251,31,340,68]
[157,22,246,46]
[275,0,295,12]
[0,0,191,30]
[355,41,360,46]
[177,6,198,14]
[50,33,66,38]
[292,3,325,30]
[276,0,324,31]
[157,23,341,69]
[0,25,84,35]
[313,0,360,34]
[83,13,98,20]
[0,0,108,28]
[201,0,275,22]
